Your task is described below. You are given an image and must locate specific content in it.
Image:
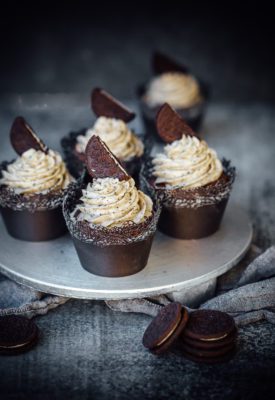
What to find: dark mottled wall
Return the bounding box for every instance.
[0,1,274,102]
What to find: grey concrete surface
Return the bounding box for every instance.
[0,96,275,399]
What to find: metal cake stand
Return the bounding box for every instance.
[0,204,252,300]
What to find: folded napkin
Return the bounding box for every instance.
[1,245,275,327]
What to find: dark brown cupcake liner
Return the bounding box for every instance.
[157,198,228,239]
[61,129,153,183]
[140,158,235,239]
[63,180,161,277]
[72,235,154,277]
[136,80,209,141]
[0,206,67,241]
[0,161,68,241]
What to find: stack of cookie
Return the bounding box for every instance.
[0,315,39,355]
[180,310,237,364]
[143,304,237,364]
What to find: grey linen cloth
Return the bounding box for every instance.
[1,245,275,327]
[106,245,275,327]
[0,280,68,318]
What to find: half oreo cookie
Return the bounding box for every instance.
[85,135,130,181]
[91,88,136,122]
[10,116,48,155]
[156,103,196,143]
[152,51,189,75]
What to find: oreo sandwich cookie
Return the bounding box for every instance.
[142,302,189,355]
[183,310,236,342]
[180,309,237,364]
[181,341,235,358]
[0,315,39,355]
[182,327,237,350]
[181,347,237,364]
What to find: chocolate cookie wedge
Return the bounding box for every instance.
[152,51,189,75]
[156,103,196,143]
[10,116,48,155]
[85,135,129,181]
[91,88,136,122]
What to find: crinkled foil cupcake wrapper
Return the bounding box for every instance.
[63,180,161,247]
[140,158,236,209]
[0,161,67,212]
[61,128,153,179]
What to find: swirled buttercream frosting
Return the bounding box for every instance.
[76,117,144,161]
[0,148,71,195]
[72,177,153,228]
[152,135,223,189]
[144,72,201,108]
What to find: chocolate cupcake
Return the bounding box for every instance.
[61,88,150,181]
[140,104,235,239]
[137,52,209,141]
[63,135,160,277]
[0,117,73,241]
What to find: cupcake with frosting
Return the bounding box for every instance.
[63,135,160,277]
[61,88,148,180]
[0,117,72,241]
[140,104,235,239]
[137,52,208,141]
[144,72,202,110]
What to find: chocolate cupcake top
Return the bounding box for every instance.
[0,148,71,195]
[144,72,202,109]
[140,104,235,209]
[152,135,223,189]
[64,136,159,245]
[0,116,72,211]
[71,176,152,228]
[75,88,143,162]
[76,116,144,161]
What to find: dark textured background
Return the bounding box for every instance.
[0,2,275,399]
[0,1,274,102]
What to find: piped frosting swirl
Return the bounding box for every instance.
[0,148,71,195]
[76,117,144,161]
[144,72,201,108]
[152,135,223,189]
[72,177,153,228]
